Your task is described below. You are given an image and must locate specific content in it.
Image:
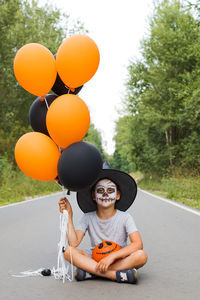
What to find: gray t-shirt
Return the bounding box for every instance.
[76,209,137,251]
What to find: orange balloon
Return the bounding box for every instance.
[15,132,60,181]
[56,35,100,88]
[14,43,57,97]
[46,94,90,149]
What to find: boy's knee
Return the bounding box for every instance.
[137,250,148,264]
[64,246,75,261]
[131,249,148,265]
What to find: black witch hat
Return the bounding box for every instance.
[77,162,137,213]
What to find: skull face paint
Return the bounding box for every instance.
[94,179,117,207]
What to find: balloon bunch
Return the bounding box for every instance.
[14,34,103,191]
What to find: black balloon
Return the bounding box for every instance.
[52,74,83,96]
[29,94,57,136]
[52,54,83,96]
[57,142,103,191]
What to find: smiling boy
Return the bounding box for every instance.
[59,163,148,284]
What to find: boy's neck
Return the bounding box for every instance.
[96,206,117,220]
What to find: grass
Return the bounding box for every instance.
[130,172,200,210]
[0,165,61,206]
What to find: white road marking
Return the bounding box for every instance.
[0,192,63,209]
[140,189,200,217]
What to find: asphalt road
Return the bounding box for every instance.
[0,189,200,300]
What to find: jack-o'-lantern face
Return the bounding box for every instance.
[92,240,121,262]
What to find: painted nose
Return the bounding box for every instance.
[102,191,108,197]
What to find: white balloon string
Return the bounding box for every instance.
[70,244,74,280]
[54,179,62,188]
[12,269,44,278]
[44,96,49,109]
[52,209,73,282]
[62,185,65,197]
[62,192,74,280]
[12,200,74,282]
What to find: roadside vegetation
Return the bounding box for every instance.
[112,0,200,211]
[131,172,200,210]
[0,156,60,206]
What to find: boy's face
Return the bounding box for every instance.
[93,178,120,208]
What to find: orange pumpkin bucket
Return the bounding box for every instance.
[92,241,121,262]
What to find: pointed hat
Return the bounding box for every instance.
[77,162,137,212]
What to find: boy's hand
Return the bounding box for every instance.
[58,197,73,219]
[95,254,115,273]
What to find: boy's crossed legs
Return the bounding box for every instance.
[64,247,148,282]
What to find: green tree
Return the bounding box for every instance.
[112,116,135,172]
[123,0,200,174]
[84,123,105,160]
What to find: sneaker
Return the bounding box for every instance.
[75,268,96,281]
[116,268,138,284]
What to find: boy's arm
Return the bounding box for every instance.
[111,231,143,260]
[67,218,85,247]
[59,197,85,247]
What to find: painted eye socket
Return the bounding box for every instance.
[96,187,115,194]
[107,188,115,194]
[106,241,112,245]
[96,188,104,194]
[98,243,103,249]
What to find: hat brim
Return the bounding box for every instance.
[77,169,137,213]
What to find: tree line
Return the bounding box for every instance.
[112,0,200,175]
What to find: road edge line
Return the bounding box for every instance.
[140,189,200,217]
[0,191,63,209]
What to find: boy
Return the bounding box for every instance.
[59,163,148,284]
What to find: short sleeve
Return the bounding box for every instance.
[76,213,88,233]
[125,213,138,235]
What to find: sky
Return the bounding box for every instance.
[39,0,154,154]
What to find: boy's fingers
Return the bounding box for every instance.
[59,200,65,205]
[96,263,100,271]
[59,199,67,205]
[59,197,67,203]
[98,263,104,273]
[101,263,108,273]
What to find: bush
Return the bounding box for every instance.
[0,155,60,206]
[138,173,200,210]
